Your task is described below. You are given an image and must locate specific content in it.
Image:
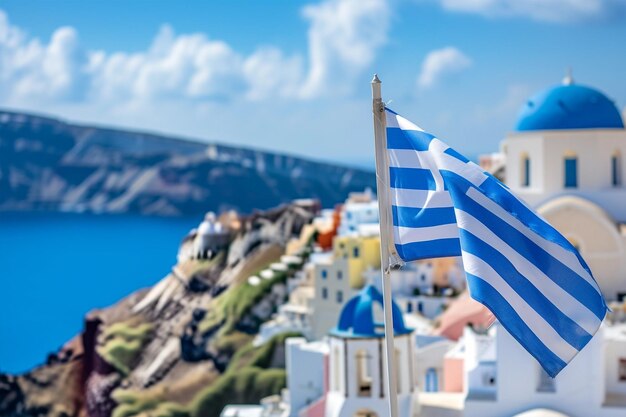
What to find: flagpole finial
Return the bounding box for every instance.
[372,74,382,100]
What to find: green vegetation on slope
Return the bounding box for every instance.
[108,245,311,417]
[199,268,291,335]
[112,388,189,417]
[188,332,300,417]
[97,322,153,376]
[109,332,299,417]
[189,367,285,417]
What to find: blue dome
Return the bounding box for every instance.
[515,83,623,131]
[330,285,411,338]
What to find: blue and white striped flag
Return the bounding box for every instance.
[385,107,608,377]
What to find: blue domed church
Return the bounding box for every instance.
[497,73,626,302]
[324,285,419,417]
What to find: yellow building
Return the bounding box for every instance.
[332,234,381,289]
[310,232,382,339]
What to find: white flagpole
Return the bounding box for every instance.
[371,74,400,417]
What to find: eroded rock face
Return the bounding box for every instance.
[0,375,25,415]
[0,110,374,216]
[1,202,315,417]
[84,374,119,417]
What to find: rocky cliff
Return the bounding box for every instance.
[0,110,375,216]
[0,202,318,417]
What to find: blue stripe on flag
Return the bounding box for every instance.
[480,176,593,277]
[438,170,473,193]
[444,147,470,163]
[392,205,457,228]
[395,238,461,260]
[390,167,439,190]
[387,128,435,151]
[465,272,567,377]
[460,229,592,350]
[451,182,606,320]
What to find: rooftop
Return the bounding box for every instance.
[330,285,412,338]
[515,77,623,132]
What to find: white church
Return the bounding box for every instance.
[493,73,626,302]
[283,284,420,417]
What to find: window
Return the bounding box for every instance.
[418,302,424,313]
[337,270,343,280]
[336,290,343,303]
[356,350,372,396]
[425,368,438,392]
[612,152,622,187]
[321,270,327,279]
[521,154,531,187]
[420,274,426,282]
[564,155,578,188]
[619,359,626,382]
[322,287,328,299]
[482,372,496,386]
[353,247,360,258]
[406,302,413,313]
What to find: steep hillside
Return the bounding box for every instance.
[0,202,317,417]
[0,110,375,216]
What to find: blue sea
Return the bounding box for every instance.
[0,212,199,374]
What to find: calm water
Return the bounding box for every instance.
[0,212,198,373]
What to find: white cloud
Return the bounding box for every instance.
[437,0,626,23]
[0,11,87,102]
[243,47,303,101]
[417,47,472,89]
[299,0,389,98]
[89,25,248,103]
[0,0,390,108]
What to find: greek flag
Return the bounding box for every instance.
[386,107,608,377]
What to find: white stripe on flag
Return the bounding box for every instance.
[388,148,426,169]
[454,208,601,335]
[394,223,459,244]
[465,187,598,291]
[388,140,488,189]
[429,139,488,187]
[461,251,579,363]
[390,188,453,209]
[386,112,425,131]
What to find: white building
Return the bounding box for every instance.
[282,285,421,417]
[338,189,379,237]
[461,322,626,417]
[497,75,626,301]
[178,212,231,262]
[310,253,358,339]
[255,263,315,346]
[365,261,462,320]
[325,285,419,417]
[285,338,329,417]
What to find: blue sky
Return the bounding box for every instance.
[1,0,625,168]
